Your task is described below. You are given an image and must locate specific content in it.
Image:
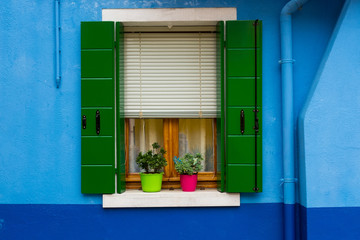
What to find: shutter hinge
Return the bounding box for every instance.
[114,41,116,48]
[253,109,260,132]
[114,168,118,174]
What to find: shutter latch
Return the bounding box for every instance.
[240,109,245,135]
[82,115,87,129]
[96,110,100,135]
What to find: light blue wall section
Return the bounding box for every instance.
[292,0,345,205]
[299,0,360,208]
[292,0,345,117]
[0,0,342,205]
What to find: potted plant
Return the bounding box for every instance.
[173,153,204,192]
[136,142,167,192]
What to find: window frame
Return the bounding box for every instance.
[121,22,222,190]
[101,7,237,194]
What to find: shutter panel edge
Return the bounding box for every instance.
[117,22,126,194]
[216,21,225,192]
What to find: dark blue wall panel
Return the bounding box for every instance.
[2,204,359,240]
[299,205,360,240]
[0,203,283,240]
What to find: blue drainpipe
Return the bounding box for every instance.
[280,0,309,239]
[55,0,61,88]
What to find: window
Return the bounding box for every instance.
[81,19,263,195]
[122,26,218,189]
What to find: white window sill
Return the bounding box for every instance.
[103,189,240,208]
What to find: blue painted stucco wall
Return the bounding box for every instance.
[297,1,360,239]
[0,0,355,239]
[299,0,360,209]
[297,3,360,238]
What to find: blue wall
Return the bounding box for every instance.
[0,0,296,205]
[292,0,345,206]
[297,1,360,239]
[299,0,360,208]
[0,0,352,239]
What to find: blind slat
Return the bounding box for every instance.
[125,31,217,118]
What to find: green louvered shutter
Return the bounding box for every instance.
[225,20,262,192]
[81,22,116,194]
[216,21,225,192]
[116,22,126,193]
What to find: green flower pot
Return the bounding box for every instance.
[140,172,163,192]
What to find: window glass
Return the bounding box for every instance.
[128,119,164,173]
[179,119,214,172]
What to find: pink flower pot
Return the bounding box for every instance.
[180,174,198,192]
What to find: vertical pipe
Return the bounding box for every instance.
[280,11,296,240]
[55,0,61,88]
[280,0,309,239]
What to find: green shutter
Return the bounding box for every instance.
[81,22,115,194]
[225,20,262,193]
[116,22,126,193]
[216,21,225,192]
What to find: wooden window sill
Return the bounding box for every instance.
[102,189,240,208]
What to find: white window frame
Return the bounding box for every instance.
[102,8,236,24]
[102,7,239,208]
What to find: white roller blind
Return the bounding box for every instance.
[124,28,217,118]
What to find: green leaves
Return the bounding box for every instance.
[152,142,160,150]
[136,142,167,173]
[173,153,204,175]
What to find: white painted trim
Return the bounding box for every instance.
[103,189,240,208]
[102,8,237,25]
